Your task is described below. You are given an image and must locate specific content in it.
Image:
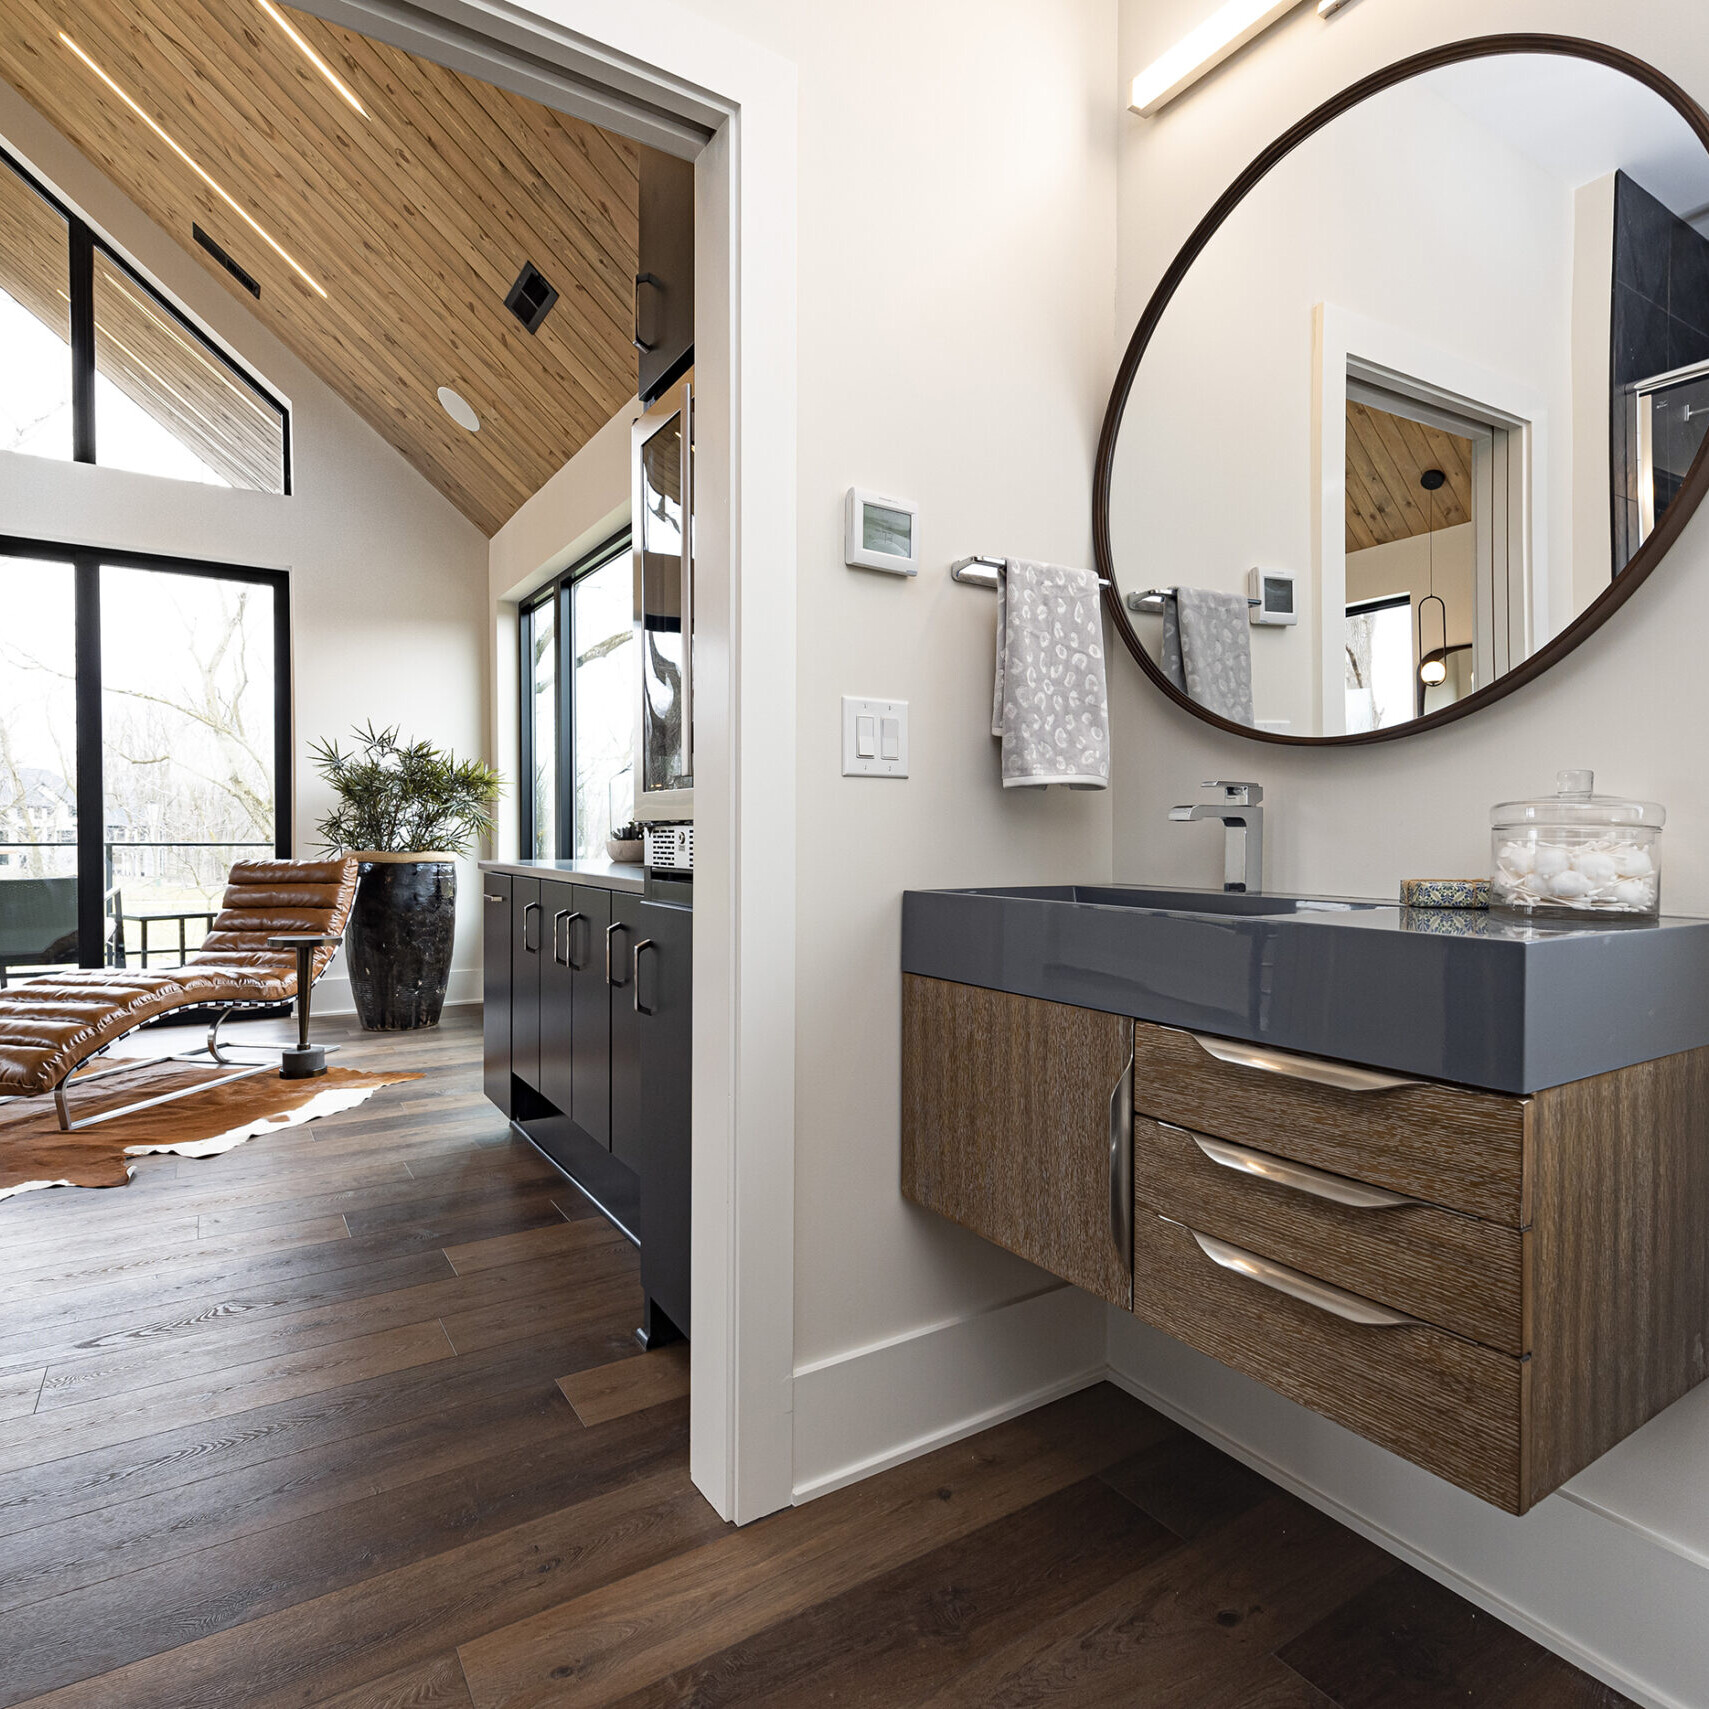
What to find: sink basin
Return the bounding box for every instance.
[901,881,1709,1093]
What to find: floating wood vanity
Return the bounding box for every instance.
[901,886,1709,1513]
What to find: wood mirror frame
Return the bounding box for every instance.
[1093,34,1709,746]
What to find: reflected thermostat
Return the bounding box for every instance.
[844,488,919,576]
[1248,567,1297,626]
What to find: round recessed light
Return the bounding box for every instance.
[437,385,479,432]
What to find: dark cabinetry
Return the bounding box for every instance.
[481,874,511,1113]
[510,875,542,1091]
[483,872,692,1342]
[612,892,693,1340]
[635,149,694,403]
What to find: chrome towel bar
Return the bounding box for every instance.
[950,554,1109,590]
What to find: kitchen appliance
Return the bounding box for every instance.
[644,821,694,872]
[633,374,693,823]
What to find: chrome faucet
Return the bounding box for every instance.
[1169,781,1265,893]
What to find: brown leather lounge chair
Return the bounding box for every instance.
[0,857,358,1132]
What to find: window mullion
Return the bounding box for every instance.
[73,555,104,965]
[557,577,573,859]
[69,221,95,465]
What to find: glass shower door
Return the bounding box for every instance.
[1637,365,1709,547]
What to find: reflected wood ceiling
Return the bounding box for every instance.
[0,0,641,534]
[1345,401,1474,553]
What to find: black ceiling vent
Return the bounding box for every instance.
[193,224,260,299]
[505,260,558,334]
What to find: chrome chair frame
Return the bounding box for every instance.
[46,996,329,1134]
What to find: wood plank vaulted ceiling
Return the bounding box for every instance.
[0,0,642,534]
[1345,400,1474,554]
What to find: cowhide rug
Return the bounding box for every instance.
[0,1059,421,1200]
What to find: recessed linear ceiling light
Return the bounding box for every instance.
[58,32,328,300]
[438,386,480,432]
[255,0,368,118]
[1128,0,1349,117]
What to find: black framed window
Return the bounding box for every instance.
[0,142,290,493]
[520,531,634,861]
[0,535,291,983]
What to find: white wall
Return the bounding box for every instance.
[1573,172,1618,615]
[1346,522,1476,648]
[1108,74,1575,735]
[1110,5,1709,1704]
[0,80,490,1012]
[649,0,1120,1498]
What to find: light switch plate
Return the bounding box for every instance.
[842,696,908,777]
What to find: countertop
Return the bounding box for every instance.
[479,857,646,894]
[902,883,1709,1092]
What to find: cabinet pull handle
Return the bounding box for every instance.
[1109,1025,1135,1270]
[521,900,541,953]
[633,939,657,1014]
[483,892,506,904]
[1184,1031,1423,1093]
[551,908,573,966]
[1167,1218,1419,1326]
[633,271,663,351]
[606,920,628,986]
[560,910,587,970]
[1167,1124,1419,1210]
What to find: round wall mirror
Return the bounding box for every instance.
[1096,37,1709,743]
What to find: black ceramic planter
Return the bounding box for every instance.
[346,857,456,1031]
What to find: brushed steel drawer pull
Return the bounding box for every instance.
[1172,1125,1419,1210]
[1186,1031,1423,1093]
[1109,1027,1135,1268]
[1169,1218,1419,1326]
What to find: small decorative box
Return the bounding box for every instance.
[1400,879,1491,910]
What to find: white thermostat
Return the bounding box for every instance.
[1247,567,1297,626]
[844,488,919,576]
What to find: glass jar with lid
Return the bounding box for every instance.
[1490,770,1664,915]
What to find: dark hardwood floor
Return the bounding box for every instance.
[0,1008,1633,1707]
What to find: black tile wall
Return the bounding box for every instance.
[1609,172,1709,573]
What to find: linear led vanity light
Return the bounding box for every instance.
[255,0,368,118]
[58,31,329,300]
[1130,0,1343,117]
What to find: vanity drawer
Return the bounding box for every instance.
[1133,1117,1527,1354]
[1133,1211,1527,1511]
[1132,1023,1530,1226]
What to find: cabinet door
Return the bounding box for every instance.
[901,976,1135,1309]
[571,884,613,1148]
[481,874,512,1113]
[609,895,644,1173]
[636,150,694,401]
[511,876,543,1093]
[635,897,693,1338]
[539,879,577,1117]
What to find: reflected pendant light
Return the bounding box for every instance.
[1418,468,1449,689]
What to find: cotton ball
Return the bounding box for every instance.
[1498,841,1536,877]
[1613,877,1657,909]
[1611,844,1654,878]
[1547,870,1595,901]
[1533,844,1571,879]
[1572,850,1618,884]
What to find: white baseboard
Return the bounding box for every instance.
[1106,1310,1703,1709]
[790,1284,1106,1504]
[313,965,482,1018]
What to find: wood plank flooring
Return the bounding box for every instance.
[0,1008,1634,1707]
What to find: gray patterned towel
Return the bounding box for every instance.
[991,559,1109,790]
[1170,586,1254,726]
